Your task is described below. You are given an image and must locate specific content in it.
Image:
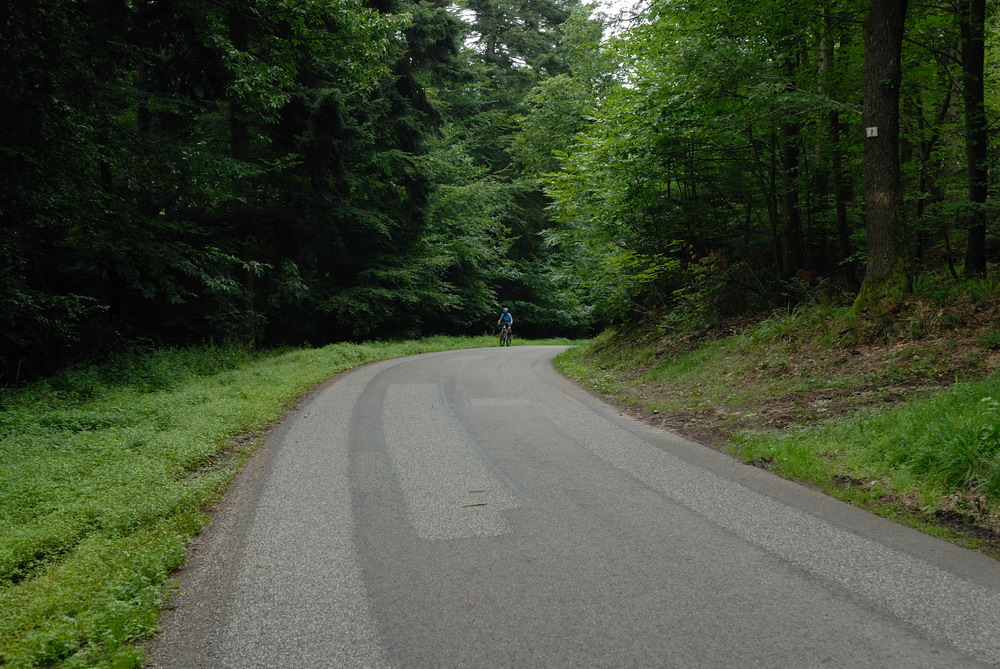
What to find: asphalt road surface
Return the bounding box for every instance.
[146,346,1000,668]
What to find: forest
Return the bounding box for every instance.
[1,0,997,383]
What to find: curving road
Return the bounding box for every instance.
[146,346,1000,668]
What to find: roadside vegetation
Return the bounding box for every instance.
[0,336,569,668]
[3,2,995,666]
[555,272,1000,558]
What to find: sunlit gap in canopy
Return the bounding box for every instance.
[598,0,644,37]
[448,0,646,54]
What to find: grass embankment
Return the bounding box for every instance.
[0,335,571,668]
[555,282,1000,557]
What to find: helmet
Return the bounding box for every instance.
[502,307,509,313]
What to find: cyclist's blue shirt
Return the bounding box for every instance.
[500,313,512,324]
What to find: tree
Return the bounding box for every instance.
[960,0,989,276]
[853,0,910,313]
[430,0,598,335]
[0,0,399,380]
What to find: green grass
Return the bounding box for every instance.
[555,330,794,414]
[0,335,573,668]
[732,379,1000,500]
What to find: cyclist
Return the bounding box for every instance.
[497,307,513,337]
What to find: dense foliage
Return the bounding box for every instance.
[548,0,998,326]
[1,0,997,383]
[0,0,599,384]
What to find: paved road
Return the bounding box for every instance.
[147,346,1000,668]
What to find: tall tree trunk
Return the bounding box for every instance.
[768,131,782,272]
[780,58,803,277]
[745,125,782,273]
[853,0,910,313]
[915,82,957,276]
[821,10,854,285]
[961,0,988,276]
[830,111,852,272]
[781,119,803,276]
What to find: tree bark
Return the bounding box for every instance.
[821,10,854,285]
[853,0,910,313]
[780,58,803,278]
[781,120,803,277]
[768,131,782,272]
[961,0,988,276]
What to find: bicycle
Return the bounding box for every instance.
[499,323,512,346]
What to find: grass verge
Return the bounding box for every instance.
[728,378,1000,554]
[0,335,572,668]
